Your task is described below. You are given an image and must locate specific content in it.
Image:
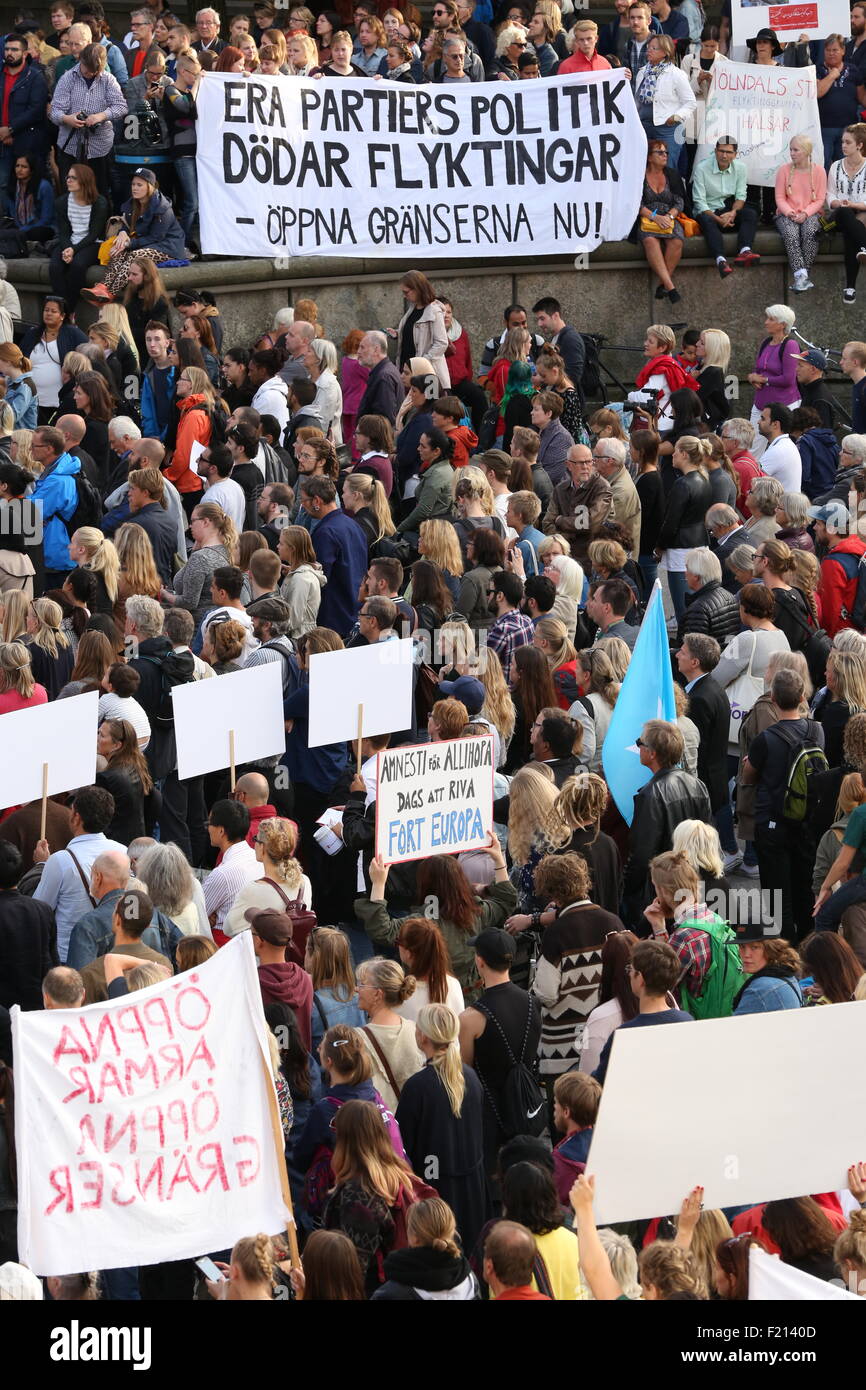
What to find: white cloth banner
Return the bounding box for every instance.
[748,1245,859,1300]
[375,733,494,864]
[697,60,822,187]
[196,71,647,259]
[732,0,850,52]
[172,661,286,780]
[587,1001,866,1225]
[13,934,289,1276]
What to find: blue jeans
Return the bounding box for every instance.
[814,874,866,931]
[174,156,199,245]
[822,127,845,170]
[641,116,682,166]
[667,568,688,621]
[638,556,658,595]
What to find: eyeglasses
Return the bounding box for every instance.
[635,737,645,747]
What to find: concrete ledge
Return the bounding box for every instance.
[6,227,849,389]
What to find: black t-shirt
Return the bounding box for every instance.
[748,717,824,824]
[398,306,422,372]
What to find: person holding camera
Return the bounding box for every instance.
[49,40,127,197]
[110,48,172,214]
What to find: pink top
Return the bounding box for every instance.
[774,162,828,218]
[0,684,48,714]
[558,51,611,74]
[340,356,369,418]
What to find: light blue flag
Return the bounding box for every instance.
[601,580,677,825]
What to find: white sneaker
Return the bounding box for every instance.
[844,288,857,304]
[740,862,760,878]
[723,851,743,873]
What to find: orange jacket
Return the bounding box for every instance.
[165,393,210,494]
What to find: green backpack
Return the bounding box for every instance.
[678,913,743,1021]
[768,722,829,823]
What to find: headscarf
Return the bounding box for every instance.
[500,360,536,418]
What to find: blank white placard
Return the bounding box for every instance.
[307,638,414,748]
[587,1002,866,1224]
[0,690,98,810]
[172,661,285,780]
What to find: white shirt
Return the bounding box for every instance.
[396,975,465,1023]
[34,832,128,961]
[251,376,290,433]
[200,605,258,663]
[760,434,802,493]
[202,840,260,931]
[98,692,151,748]
[205,476,246,531]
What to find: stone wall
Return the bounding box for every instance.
[8,227,856,416]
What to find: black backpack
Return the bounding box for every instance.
[208,403,228,448]
[139,648,195,729]
[65,472,102,534]
[579,333,605,403]
[473,996,545,1141]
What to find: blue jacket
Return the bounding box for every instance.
[67,887,165,969]
[733,971,803,1015]
[121,189,186,259]
[100,36,130,90]
[797,428,840,501]
[292,1078,387,1174]
[312,509,368,637]
[6,177,54,232]
[20,321,87,362]
[0,57,48,159]
[32,450,79,572]
[282,682,348,795]
[141,362,176,440]
[4,376,37,429]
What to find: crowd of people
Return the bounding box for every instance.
[0,0,865,1311]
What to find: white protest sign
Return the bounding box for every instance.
[732,0,850,51]
[375,733,494,864]
[749,1245,859,1300]
[587,1001,866,1224]
[172,661,285,780]
[697,60,822,186]
[13,933,289,1276]
[0,690,98,811]
[307,638,414,748]
[196,72,647,259]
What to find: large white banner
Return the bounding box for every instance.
[749,1246,859,1300]
[13,934,289,1276]
[587,1001,866,1225]
[196,71,647,259]
[732,0,850,52]
[697,60,822,187]
[375,733,494,864]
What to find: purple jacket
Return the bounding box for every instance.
[753,336,800,410]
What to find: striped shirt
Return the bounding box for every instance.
[202,840,260,931]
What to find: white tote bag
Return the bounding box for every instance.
[726,631,764,744]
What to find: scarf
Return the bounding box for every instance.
[637,58,670,106]
[15,183,34,227]
[446,316,463,343]
[635,353,699,393]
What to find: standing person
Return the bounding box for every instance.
[459,928,542,1175]
[163,49,200,253]
[355,957,424,1112]
[742,666,826,939]
[396,1004,490,1254]
[0,641,47,713]
[30,426,80,589]
[592,939,693,1085]
[747,307,800,459]
[530,852,621,1092]
[482,1222,551,1302]
[811,501,866,638]
[633,34,696,166]
[161,500,236,626]
[0,841,58,1011]
[655,435,712,622]
[675,632,732,831]
[305,926,364,1051]
[355,331,403,426]
[827,122,866,305]
[694,329,731,432]
[0,35,48,209]
[20,297,87,425]
[372,1197,479,1302]
[394,271,450,392]
[841,340,866,433]
[532,296,585,397]
[301,475,367,638]
[32,785,125,962]
[775,136,828,293]
[692,135,760,278]
[49,41,126,197]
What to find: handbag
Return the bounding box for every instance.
[362,1025,403,1103]
[676,213,700,237]
[640,214,674,235]
[726,631,764,744]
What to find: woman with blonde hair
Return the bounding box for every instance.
[533,614,578,709]
[670,819,731,919]
[356,956,424,1111]
[162,500,237,626]
[372,1196,479,1301]
[304,925,364,1049]
[476,644,515,753]
[396,1005,489,1255]
[694,329,731,432]
[815,647,866,766]
[68,525,120,615]
[418,517,463,597]
[23,596,73,697]
[574,646,621,768]
[99,300,140,367]
[485,326,532,404]
[206,1234,276,1301]
[544,553,584,640]
[655,434,712,621]
[550,771,622,914]
[115,521,160,607]
[775,134,826,293]
[0,342,37,429]
[0,640,46,712]
[538,533,572,564]
[224,816,312,938]
[0,589,28,644]
[9,429,35,471]
[834,1192,866,1295]
[342,472,395,547]
[589,408,628,444]
[278,524,325,637]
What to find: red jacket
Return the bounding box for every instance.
[445,328,473,387]
[819,534,866,637]
[448,424,478,468]
[730,449,762,516]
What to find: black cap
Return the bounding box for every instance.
[470,927,515,968]
[747,27,782,54]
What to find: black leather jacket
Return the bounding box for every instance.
[624,768,712,912]
[658,470,712,552]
